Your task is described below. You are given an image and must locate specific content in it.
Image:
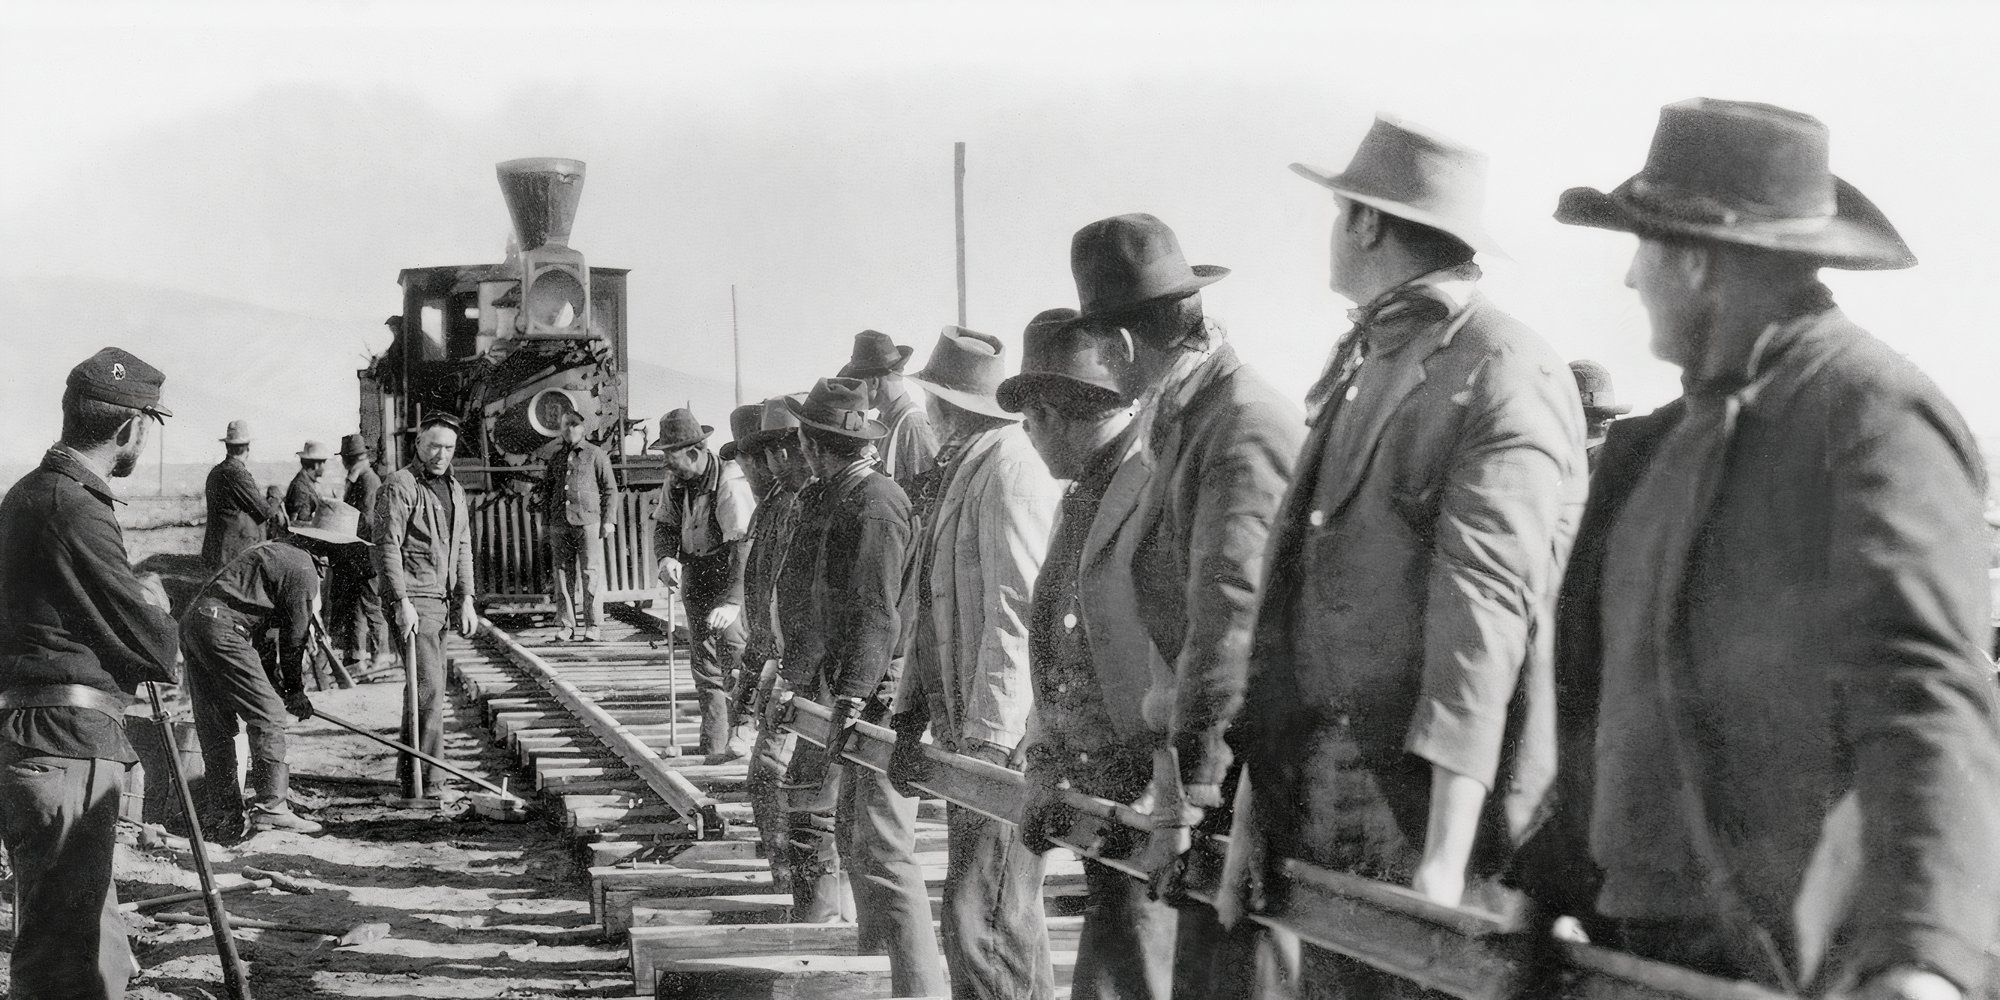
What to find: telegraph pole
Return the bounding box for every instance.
[730,284,742,406]
[954,142,967,328]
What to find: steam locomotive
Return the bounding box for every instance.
[356,158,667,607]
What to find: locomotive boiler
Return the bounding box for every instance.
[357,157,667,607]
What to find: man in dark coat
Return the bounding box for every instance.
[0,347,178,1000]
[840,330,938,493]
[1550,98,2000,1000]
[651,407,756,758]
[286,440,331,523]
[537,406,618,642]
[203,418,272,568]
[329,432,390,673]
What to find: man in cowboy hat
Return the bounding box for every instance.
[1549,98,2000,1000]
[536,402,618,643]
[0,347,177,999]
[1569,359,1633,472]
[1065,211,1304,997]
[328,432,392,674]
[1003,310,1182,999]
[203,418,275,568]
[374,411,478,798]
[840,329,939,494]
[736,393,816,895]
[181,502,370,838]
[720,403,775,500]
[1229,114,1587,1000]
[886,326,1063,1000]
[287,440,332,524]
[773,377,947,997]
[650,407,757,760]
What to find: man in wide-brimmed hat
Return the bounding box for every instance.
[1229,114,1588,1000]
[839,329,938,493]
[327,432,392,675]
[1002,310,1182,998]
[536,401,618,643]
[1568,359,1632,471]
[1548,98,1999,1000]
[1065,212,1304,998]
[182,502,371,839]
[649,407,757,761]
[886,326,1063,999]
[286,440,333,525]
[772,377,947,997]
[719,403,774,500]
[203,418,275,568]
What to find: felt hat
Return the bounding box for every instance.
[338,433,371,458]
[786,378,887,440]
[718,403,764,461]
[1291,114,1506,257]
[1070,213,1228,320]
[1553,98,1914,270]
[649,408,713,452]
[746,393,807,450]
[838,329,914,378]
[908,326,1019,421]
[1568,359,1632,418]
[68,347,172,420]
[289,500,368,547]
[297,440,332,462]
[997,308,1134,414]
[219,419,253,445]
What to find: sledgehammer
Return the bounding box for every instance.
[308,707,531,820]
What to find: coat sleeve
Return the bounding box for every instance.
[273,551,318,694]
[652,487,683,562]
[1826,388,2000,991]
[286,475,316,523]
[832,500,910,702]
[596,447,618,526]
[1171,398,1301,791]
[1405,353,1584,790]
[224,463,272,523]
[53,495,179,688]
[373,477,412,604]
[452,482,475,603]
[959,455,1060,750]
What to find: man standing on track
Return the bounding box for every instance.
[840,329,938,494]
[537,403,618,644]
[287,440,331,524]
[203,418,273,569]
[0,347,179,1000]
[330,432,392,675]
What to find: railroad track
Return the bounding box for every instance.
[446,609,1091,999]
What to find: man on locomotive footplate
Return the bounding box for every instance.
[536,403,617,644]
[373,412,478,798]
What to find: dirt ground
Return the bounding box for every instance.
[0,520,635,999]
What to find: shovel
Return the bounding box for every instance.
[144,682,254,1000]
[152,911,391,948]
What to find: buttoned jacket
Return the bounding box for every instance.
[538,439,617,527]
[373,463,475,603]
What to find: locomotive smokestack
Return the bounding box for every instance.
[496,157,586,250]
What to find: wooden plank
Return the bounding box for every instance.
[632,922,860,993]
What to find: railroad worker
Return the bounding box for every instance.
[202,417,274,568]
[839,329,938,493]
[1063,213,1303,997]
[888,327,1063,1000]
[1231,115,1587,1000]
[536,402,617,644]
[182,503,370,838]
[0,347,178,1000]
[1568,359,1632,472]
[329,432,391,674]
[1551,98,2000,1000]
[287,440,332,523]
[720,402,774,501]
[1000,310,1185,1000]
[650,407,755,761]
[775,377,948,998]
[374,411,478,798]
[737,393,813,893]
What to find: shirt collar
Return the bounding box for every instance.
[1347,262,1481,350]
[45,446,123,506]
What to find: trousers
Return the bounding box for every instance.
[398,596,449,795]
[548,522,605,633]
[182,607,291,830]
[679,574,745,755]
[745,716,795,892]
[327,552,389,662]
[0,740,134,1000]
[941,800,1055,999]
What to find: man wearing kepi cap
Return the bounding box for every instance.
[0,347,179,999]
[1550,99,2000,1000]
[536,401,618,643]
[203,418,275,569]
[182,502,371,839]
[1066,212,1303,998]
[888,326,1063,1000]
[1568,359,1632,472]
[840,329,939,493]
[774,377,946,997]
[1004,310,1185,999]
[651,407,757,760]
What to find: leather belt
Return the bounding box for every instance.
[0,683,135,718]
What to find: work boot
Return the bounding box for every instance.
[246,761,323,834]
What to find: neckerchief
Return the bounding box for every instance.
[1304,262,1480,426]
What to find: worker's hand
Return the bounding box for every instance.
[455,596,479,639]
[887,727,932,799]
[598,521,616,540]
[1019,778,1071,855]
[762,676,794,730]
[135,572,171,613]
[825,696,864,769]
[1854,968,1962,1000]
[1410,859,1467,909]
[963,740,1016,770]
[656,558,681,589]
[706,603,741,631]
[284,689,314,722]
[396,598,418,638]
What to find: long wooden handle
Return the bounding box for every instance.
[311,706,521,803]
[146,683,255,1000]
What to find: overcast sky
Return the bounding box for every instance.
[3,0,1996,464]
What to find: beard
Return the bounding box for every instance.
[109,446,140,478]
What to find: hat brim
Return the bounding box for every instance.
[141,404,171,421]
[745,427,799,450]
[290,525,368,547]
[1584,402,1633,417]
[647,425,714,452]
[839,345,915,379]
[1290,162,1510,261]
[909,375,1021,422]
[996,373,1128,414]
[1553,175,1915,271]
[783,395,888,440]
[1075,266,1230,321]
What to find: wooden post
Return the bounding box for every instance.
[730,285,742,407]
[954,141,968,328]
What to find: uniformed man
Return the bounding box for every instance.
[0,347,178,1000]
[329,432,391,673]
[374,412,478,798]
[182,503,368,839]
[650,407,756,760]
[202,418,273,568]
[536,404,617,643]
[839,329,938,493]
[287,440,331,523]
